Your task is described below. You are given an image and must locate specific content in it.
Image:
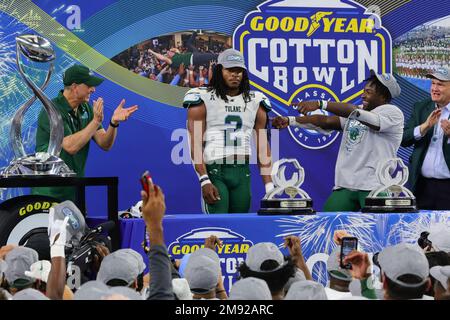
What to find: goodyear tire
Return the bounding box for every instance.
[0,195,60,246]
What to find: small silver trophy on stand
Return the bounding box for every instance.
[258,158,314,215]
[1,34,74,177]
[362,158,417,213]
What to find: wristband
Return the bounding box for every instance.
[199,174,211,187]
[201,179,212,187]
[320,100,328,110]
[110,120,119,128]
[50,245,65,258]
[287,116,297,126]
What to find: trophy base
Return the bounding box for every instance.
[362,197,417,213]
[1,154,76,177]
[258,198,315,215]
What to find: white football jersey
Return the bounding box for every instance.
[184,88,271,162]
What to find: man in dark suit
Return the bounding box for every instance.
[401,67,450,209]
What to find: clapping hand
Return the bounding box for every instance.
[441,119,450,137]
[111,99,138,124]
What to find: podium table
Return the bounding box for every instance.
[0,176,120,249]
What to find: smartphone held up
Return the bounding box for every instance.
[140,170,153,194]
[340,237,358,269]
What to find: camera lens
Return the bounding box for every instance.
[372,252,380,267]
[418,231,431,249]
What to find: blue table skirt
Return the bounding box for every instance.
[111,211,450,292]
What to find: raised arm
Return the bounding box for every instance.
[148,49,172,65]
[293,100,383,131]
[141,180,174,300]
[272,114,342,131]
[284,235,312,281]
[61,99,104,155]
[93,99,138,150]
[46,215,69,300]
[293,100,358,118]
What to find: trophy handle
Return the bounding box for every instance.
[13,43,63,157]
[10,58,53,158]
[368,185,416,199]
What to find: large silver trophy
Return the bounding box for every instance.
[258,158,314,215]
[362,158,417,213]
[1,35,74,177]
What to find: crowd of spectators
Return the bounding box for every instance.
[112,31,229,88]
[395,26,449,78]
[1,178,449,301]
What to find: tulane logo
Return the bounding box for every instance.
[234,0,392,149]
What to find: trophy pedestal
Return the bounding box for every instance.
[362,197,417,213]
[258,198,315,215]
[1,153,75,177]
[361,158,417,213]
[258,159,315,216]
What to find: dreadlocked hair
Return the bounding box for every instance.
[208,64,251,103]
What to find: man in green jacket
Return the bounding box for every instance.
[401,67,450,209]
[32,65,138,202]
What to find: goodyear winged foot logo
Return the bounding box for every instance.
[234,0,392,149]
[168,227,253,291]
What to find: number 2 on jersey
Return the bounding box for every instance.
[224,115,242,147]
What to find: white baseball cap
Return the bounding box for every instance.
[426,66,450,81]
[245,242,286,272]
[184,248,221,294]
[284,280,328,300]
[428,224,450,252]
[429,265,450,289]
[12,288,49,300]
[172,278,193,300]
[217,49,246,70]
[229,277,272,300]
[284,268,306,292]
[24,260,51,283]
[370,69,401,99]
[378,243,429,286]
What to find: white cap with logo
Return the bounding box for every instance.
[217,49,246,70]
[426,66,450,81]
[370,69,401,99]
